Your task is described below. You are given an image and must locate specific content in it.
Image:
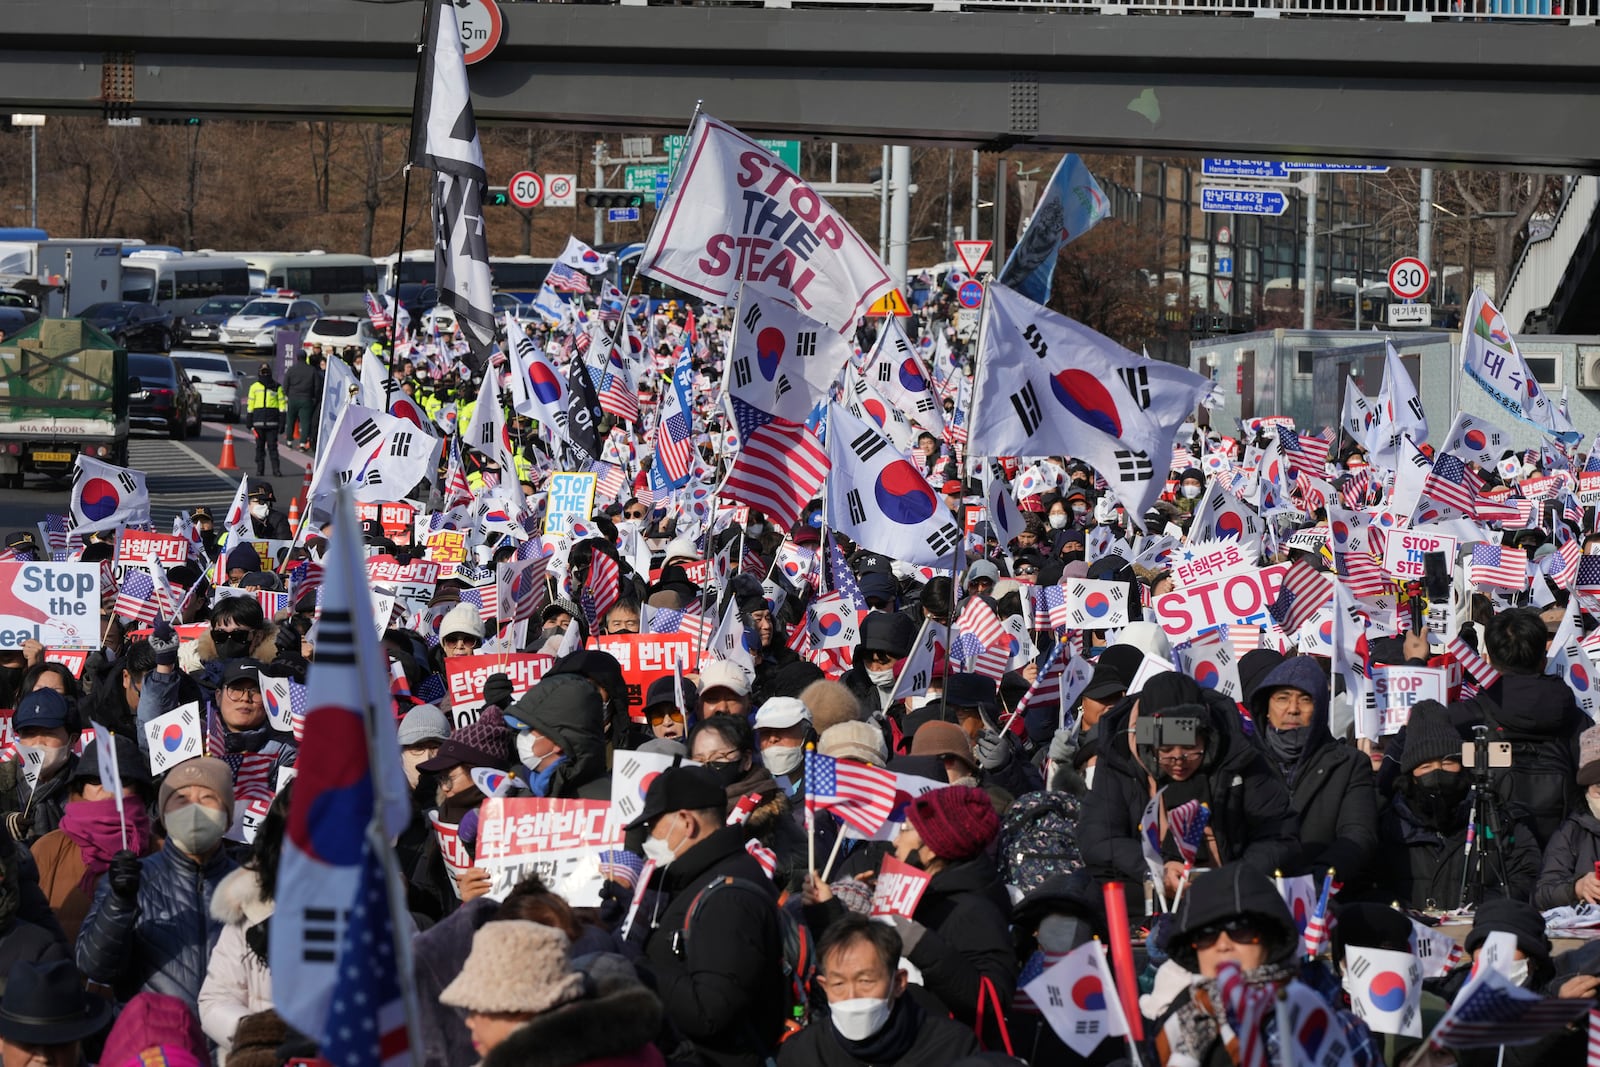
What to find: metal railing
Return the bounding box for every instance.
[1501,177,1600,332]
[607,0,1597,20]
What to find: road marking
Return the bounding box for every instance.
[166,439,239,487]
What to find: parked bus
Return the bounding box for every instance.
[376,250,435,293]
[120,251,252,318]
[489,256,555,302]
[241,253,380,315]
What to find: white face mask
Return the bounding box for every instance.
[1072,505,1089,517]
[1506,958,1530,987]
[249,502,270,520]
[165,803,229,856]
[829,997,893,1042]
[866,668,896,689]
[642,818,684,868]
[1181,485,1203,500]
[516,731,559,772]
[762,744,804,777]
[1048,513,1068,530]
[748,524,765,537]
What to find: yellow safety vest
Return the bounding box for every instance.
[247,381,284,414]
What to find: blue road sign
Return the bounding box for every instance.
[1201,159,1291,180]
[1201,187,1289,215]
[1216,256,1234,276]
[1286,162,1391,173]
[956,279,985,309]
[654,169,669,209]
[607,207,641,223]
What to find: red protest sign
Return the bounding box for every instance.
[870,855,932,919]
[589,633,698,723]
[443,653,554,728]
[117,531,189,565]
[357,501,418,546]
[475,796,619,870]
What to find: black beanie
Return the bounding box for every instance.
[1400,700,1461,775]
[1331,902,1414,963]
[1464,897,1550,965]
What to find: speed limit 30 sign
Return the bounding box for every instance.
[1388,257,1430,300]
[507,171,543,209]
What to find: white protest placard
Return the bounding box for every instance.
[1369,665,1448,735]
[1061,579,1131,629]
[144,702,204,775]
[0,562,101,648]
[442,653,555,728]
[1153,562,1290,645]
[116,531,189,566]
[475,797,621,906]
[1170,540,1254,588]
[609,748,680,830]
[543,471,597,536]
[1382,528,1458,583]
[870,855,932,919]
[1580,469,1600,508]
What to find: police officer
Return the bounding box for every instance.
[247,364,286,477]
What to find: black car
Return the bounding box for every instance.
[128,352,203,438]
[77,302,176,352]
[389,283,438,318]
[0,306,39,340]
[178,295,252,347]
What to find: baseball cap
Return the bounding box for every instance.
[698,660,750,698]
[753,697,810,731]
[13,689,68,731]
[624,765,727,831]
[220,660,266,690]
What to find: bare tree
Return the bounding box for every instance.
[306,122,335,213]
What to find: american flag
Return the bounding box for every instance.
[113,569,160,624]
[1268,558,1333,636]
[1468,543,1529,590]
[1428,968,1591,1050]
[1447,634,1502,689]
[1588,1008,1600,1067]
[1215,962,1271,1067]
[1546,533,1582,589]
[443,437,473,511]
[589,462,628,506]
[544,262,590,294]
[829,543,868,612]
[1293,471,1326,513]
[363,290,391,330]
[1168,800,1210,864]
[223,752,279,802]
[1031,585,1071,632]
[1339,471,1370,511]
[1295,433,1333,469]
[654,367,696,488]
[1302,869,1334,957]
[320,836,412,1067]
[1421,453,1482,517]
[956,594,1006,650]
[287,560,325,601]
[804,749,897,837]
[1473,493,1523,525]
[1170,444,1194,474]
[457,584,499,623]
[581,550,621,629]
[969,645,1010,683]
[721,398,829,532]
[1014,647,1064,726]
[1580,555,1600,593]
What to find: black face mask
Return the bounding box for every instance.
[213,632,252,660]
[700,760,746,789]
[1408,768,1471,830]
[1264,726,1312,767]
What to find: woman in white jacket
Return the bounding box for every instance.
[198,786,289,1058]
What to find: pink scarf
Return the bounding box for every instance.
[59,797,153,893]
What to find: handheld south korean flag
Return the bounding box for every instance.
[1344,945,1423,1037]
[70,455,150,535]
[1062,579,1130,629]
[144,702,203,776]
[825,401,966,567]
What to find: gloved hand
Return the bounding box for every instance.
[108,849,142,900]
[483,673,514,710]
[149,619,179,667]
[597,879,629,927]
[890,916,927,957]
[974,727,1014,772]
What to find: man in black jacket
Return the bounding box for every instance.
[1250,656,1377,888]
[630,766,787,1067]
[283,347,322,452]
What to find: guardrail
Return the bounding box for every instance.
[607,0,1597,20]
[1501,177,1600,333]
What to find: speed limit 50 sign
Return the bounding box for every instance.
[1388,257,1430,301]
[507,171,543,209]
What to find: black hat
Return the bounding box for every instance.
[624,765,726,830]
[221,659,267,690]
[3,532,38,552]
[644,675,697,715]
[246,479,275,500]
[944,672,998,712]
[1082,662,1128,703]
[857,612,915,659]
[1464,897,1550,965]
[856,571,898,605]
[1400,700,1462,774]
[1238,649,1287,703]
[0,960,113,1046]
[1166,864,1299,972]
[73,733,152,785]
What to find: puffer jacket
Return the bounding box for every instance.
[1249,657,1378,886]
[723,765,808,893]
[1375,791,1540,910]
[507,674,611,801]
[197,867,275,1057]
[1534,808,1600,909]
[76,843,241,1009]
[1080,673,1299,885]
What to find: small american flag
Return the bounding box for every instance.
[1031,585,1071,633]
[458,584,499,623]
[1588,1008,1600,1067]
[1580,555,1600,592]
[1339,470,1370,511]
[113,569,160,624]
[1215,962,1271,1067]
[1447,634,1502,689]
[545,262,590,294]
[581,551,621,629]
[1421,453,1482,518]
[320,837,412,1067]
[1429,968,1591,1050]
[363,290,391,330]
[1468,543,1529,591]
[223,752,278,802]
[1301,869,1334,957]
[1168,800,1210,865]
[1268,558,1333,636]
[1014,646,1064,725]
[722,398,829,532]
[804,749,897,837]
[956,594,1006,650]
[744,839,778,879]
[830,543,868,612]
[1546,533,1582,589]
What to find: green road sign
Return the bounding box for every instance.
[664,136,801,173]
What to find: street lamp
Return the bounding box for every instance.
[10,115,45,230]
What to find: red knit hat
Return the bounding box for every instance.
[907,785,999,862]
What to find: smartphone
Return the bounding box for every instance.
[1461,741,1513,769]
[1423,551,1451,603]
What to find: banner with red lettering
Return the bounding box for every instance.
[1370,665,1448,735]
[366,555,440,614]
[870,856,932,919]
[117,531,189,566]
[589,633,698,723]
[639,113,893,330]
[356,501,418,546]
[442,653,554,727]
[475,797,621,904]
[1153,562,1291,644]
[429,810,473,899]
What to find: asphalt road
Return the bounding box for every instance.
[0,350,313,538]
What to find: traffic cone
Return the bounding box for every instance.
[286,495,300,529]
[299,464,312,507]
[218,428,238,471]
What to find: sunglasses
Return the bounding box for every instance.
[647,707,686,725]
[1188,918,1264,951]
[625,510,647,519]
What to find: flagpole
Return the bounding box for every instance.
[389,0,434,364]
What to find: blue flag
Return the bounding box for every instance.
[998,154,1109,305]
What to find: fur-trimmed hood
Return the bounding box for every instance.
[482,978,664,1067]
[210,866,274,927]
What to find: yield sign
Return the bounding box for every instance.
[953,240,992,276]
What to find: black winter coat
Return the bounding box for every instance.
[639,826,787,1067]
[1535,809,1600,909]
[507,674,612,801]
[902,855,1017,1043]
[776,995,980,1067]
[76,843,241,1009]
[1249,657,1378,886]
[0,757,75,845]
[1374,792,1539,910]
[1079,684,1299,885]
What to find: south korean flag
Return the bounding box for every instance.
[825,401,964,567]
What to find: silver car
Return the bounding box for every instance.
[173,351,247,423]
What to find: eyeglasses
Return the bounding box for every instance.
[647,707,686,725]
[223,684,263,701]
[1188,918,1264,951]
[1157,748,1204,764]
